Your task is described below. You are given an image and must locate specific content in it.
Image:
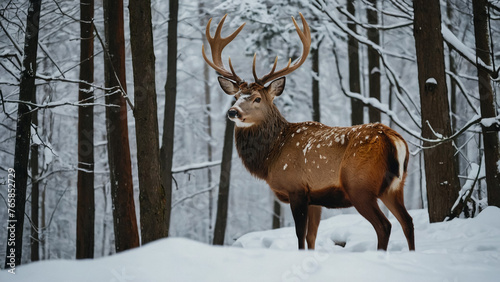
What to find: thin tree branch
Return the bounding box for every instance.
[92,21,135,110]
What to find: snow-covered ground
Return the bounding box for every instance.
[2,207,499,282]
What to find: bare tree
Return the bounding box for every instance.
[213,120,234,245]
[103,0,139,252]
[76,0,95,259]
[347,0,364,125]
[129,0,168,243]
[30,92,40,262]
[198,2,215,239]
[311,36,321,123]
[472,0,500,207]
[413,0,461,222]
[160,0,179,236]
[367,0,381,123]
[5,0,42,268]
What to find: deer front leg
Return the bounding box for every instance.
[289,190,309,250]
[306,205,322,250]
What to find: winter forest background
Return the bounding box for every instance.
[1,0,500,268]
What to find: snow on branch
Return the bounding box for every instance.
[447,162,483,221]
[2,98,119,110]
[331,42,492,147]
[172,160,222,174]
[314,0,422,129]
[337,5,412,31]
[172,184,218,208]
[442,24,499,79]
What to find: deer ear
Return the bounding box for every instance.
[218,77,240,95]
[267,77,286,98]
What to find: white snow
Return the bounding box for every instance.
[2,207,499,281]
[425,78,437,85]
[480,115,500,128]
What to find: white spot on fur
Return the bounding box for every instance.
[303,141,313,156]
[283,164,288,170]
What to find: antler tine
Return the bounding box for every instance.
[202,14,246,83]
[254,13,311,86]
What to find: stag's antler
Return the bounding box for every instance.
[252,13,311,86]
[202,14,246,84]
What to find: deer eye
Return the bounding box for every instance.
[254,97,261,103]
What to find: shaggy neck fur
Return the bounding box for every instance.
[234,105,289,180]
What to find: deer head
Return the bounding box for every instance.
[202,13,311,128]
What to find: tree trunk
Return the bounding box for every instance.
[30,94,40,262]
[367,0,381,123]
[347,0,364,125]
[4,0,41,269]
[472,0,500,207]
[272,200,281,229]
[413,0,461,222]
[129,0,168,244]
[76,0,95,259]
[103,0,139,252]
[198,2,214,242]
[160,0,179,236]
[312,39,321,123]
[213,120,234,245]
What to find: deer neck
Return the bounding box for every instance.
[234,106,289,180]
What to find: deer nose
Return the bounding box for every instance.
[227,109,239,119]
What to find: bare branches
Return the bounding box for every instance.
[172,160,222,174]
[442,24,500,79]
[331,41,488,148]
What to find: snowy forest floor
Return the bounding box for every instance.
[1,207,499,281]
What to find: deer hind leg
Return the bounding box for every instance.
[289,190,308,250]
[381,190,415,251]
[350,191,392,250]
[306,205,322,250]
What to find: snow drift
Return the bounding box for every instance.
[1,207,499,281]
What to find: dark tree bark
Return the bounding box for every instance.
[272,200,281,229]
[76,0,95,259]
[367,0,381,123]
[129,0,168,244]
[30,95,39,262]
[160,0,179,236]
[103,0,139,252]
[213,120,234,245]
[312,40,321,123]
[4,0,41,268]
[413,0,461,222]
[347,0,364,125]
[472,0,500,207]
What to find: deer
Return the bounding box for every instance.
[202,13,415,251]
